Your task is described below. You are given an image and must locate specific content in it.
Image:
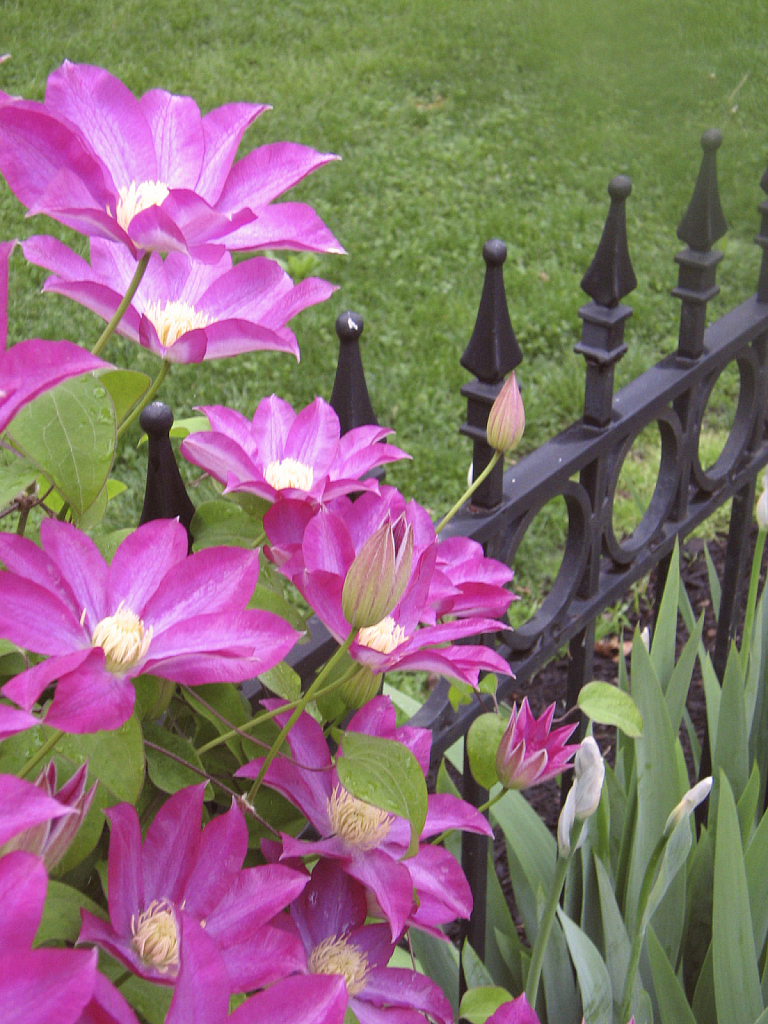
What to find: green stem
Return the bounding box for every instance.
[436,451,501,534]
[92,253,150,357]
[525,852,571,1008]
[618,832,668,1024]
[741,528,766,672]
[116,360,171,440]
[247,631,356,801]
[19,729,63,779]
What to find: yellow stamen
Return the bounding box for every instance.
[116,180,170,231]
[326,785,393,851]
[144,298,212,348]
[356,616,407,654]
[131,899,179,974]
[91,601,152,672]
[263,458,314,492]
[308,934,369,996]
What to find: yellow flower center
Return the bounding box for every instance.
[326,785,393,851]
[115,180,170,231]
[144,298,212,348]
[263,457,314,492]
[356,616,407,654]
[308,934,369,996]
[91,601,152,673]
[131,899,179,974]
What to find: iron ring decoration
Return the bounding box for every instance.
[691,348,758,491]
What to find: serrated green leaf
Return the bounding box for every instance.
[467,712,506,788]
[144,721,212,797]
[578,680,643,737]
[7,375,116,516]
[98,368,151,422]
[337,732,427,858]
[459,987,512,1024]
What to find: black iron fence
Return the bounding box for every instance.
[140,127,768,963]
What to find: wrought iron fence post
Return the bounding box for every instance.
[330,310,378,434]
[138,402,196,551]
[757,163,768,303]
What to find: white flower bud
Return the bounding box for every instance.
[557,736,605,857]
[663,776,712,836]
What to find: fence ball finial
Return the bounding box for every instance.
[138,401,196,551]
[461,239,522,384]
[677,129,727,253]
[330,310,378,435]
[580,175,637,308]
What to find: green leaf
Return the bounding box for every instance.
[120,974,173,1024]
[259,661,302,703]
[467,712,506,788]
[577,680,643,737]
[642,813,694,931]
[650,541,680,686]
[337,732,427,858]
[36,881,107,945]
[647,927,698,1024]
[190,498,265,550]
[54,713,144,805]
[410,929,459,1017]
[593,855,633,1019]
[713,772,763,1024]
[7,375,116,516]
[459,987,513,1024]
[183,682,251,758]
[557,907,613,1024]
[144,721,212,797]
[746,794,768,953]
[98,368,150,422]
[462,939,495,988]
[0,456,38,509]
[712,643,749,816]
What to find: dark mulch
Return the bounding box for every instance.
[491,522,768,905]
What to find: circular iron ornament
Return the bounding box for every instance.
[691,350,758,491]
[494,480,592,653]
[604,410,681,566]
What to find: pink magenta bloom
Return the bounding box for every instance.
[0,62,343,260]
[487,995,542,1024]
[292,859,452,1024]
[22,235,337,363]
[429,534,516,622]
[0,762,95,868]
[79,785,309,992]
[263,488,511,688]
[181,396,410,504]
[164,911,347,1024]
[238,696,492,939]
[0,517,299,733]
[0,773,77,847]
[0,850,101,1024]
[495,698,579,791]
[0,240,107,433]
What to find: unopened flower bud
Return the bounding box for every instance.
[342,515,413,629]
[663,777,712,836]
[756,472,768,531]
[557,736,605,857]
[486,372,525,454]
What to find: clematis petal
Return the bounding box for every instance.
[1,946,97,1024]
[42,653,136,734]
[107,518,188,615]
[103,803,144,935]
[141,785,204,906]
[0,778,75,849]
[180,800,248,919]
[40,518,108,628]
[139,90,205,190]
[230,975,347,1024]
[0,850,48,945]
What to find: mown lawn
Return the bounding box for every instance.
[1,0,766,609]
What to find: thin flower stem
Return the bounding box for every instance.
[618,832,668,1024]
[435,451,501,534]
[246,630,356,802]
[525,853,571,1008]
[741,528,766,673]
[92,252,150,357]
[19,729,63,779]
[116,360,171,439]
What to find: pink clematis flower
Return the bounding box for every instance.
[292,859,452,1024]
[495,698,579,791]
[0,62,343,261]
[164,910,347,1024]
[22,235,337,363]
[430,533,516,622]
[79,785,309,993]
[0,517,299,734]
[238,695,492,940]
[0,761,96,869]
[0,240,108,434]
[181,395,410,505]
[263,487,511,689]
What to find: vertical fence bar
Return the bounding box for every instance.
[757,163,768,304]
[329,311,378,434]
[138,401,196,550]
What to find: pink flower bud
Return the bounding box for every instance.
[486,372,525,453]
[342,515,414,629]
[495,698,578,791]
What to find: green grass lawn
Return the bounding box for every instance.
[1,0,765,617]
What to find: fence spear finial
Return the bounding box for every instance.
[330,311,378,435]
[460,239,521,383]
[677,129,727,253]
[580,175,637,308]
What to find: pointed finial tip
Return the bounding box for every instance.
[701,128,723,151]
[482,238,507,266]
[335,310,364,344]
[608,175,632,202]
[140,402,173,435]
